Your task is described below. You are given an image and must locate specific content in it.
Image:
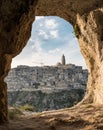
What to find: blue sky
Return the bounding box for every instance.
[11,16,87,69]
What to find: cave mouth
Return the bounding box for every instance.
[11,16,87,68]
[0,0,102,124]
[6,16,87,113]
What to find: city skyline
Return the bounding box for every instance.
[11,16,87,69]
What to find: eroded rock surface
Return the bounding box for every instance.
[77,8,103,104]
[0,0,103,123]
[0,0,38,123]
[6,65,87,111]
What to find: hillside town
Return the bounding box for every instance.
[5,55,88,93]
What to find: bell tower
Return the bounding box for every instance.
[61,54,66,65]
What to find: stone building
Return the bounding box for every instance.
[61,54,66,65]
[5,64,88,92]
[5,64,88,111]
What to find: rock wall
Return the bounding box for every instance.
[5,64,88,92]
[8,89,84,112]
[5,64,88,111]
[0,0,103,123]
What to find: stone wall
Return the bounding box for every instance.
[5,64,88,92]
[5,64,88,111]
[0,0,103,123]
[8,89,85,112]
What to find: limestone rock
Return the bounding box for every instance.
[5,65,88,92]
[0,0,103,123]
[5,65,88,111]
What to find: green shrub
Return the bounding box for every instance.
[20,104,35,112]
[73,24,81,38]
[8,107,24,119]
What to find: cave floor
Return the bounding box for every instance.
[0,104,103,130]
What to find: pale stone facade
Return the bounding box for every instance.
[5,64,88,93]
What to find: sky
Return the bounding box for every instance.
[11,16,87,69]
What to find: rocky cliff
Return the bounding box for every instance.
[0,0,103,123]
[5,64,88,111]
[8,89,84,112]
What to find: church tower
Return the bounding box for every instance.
[61,54,66,65]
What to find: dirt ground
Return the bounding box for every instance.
[0,104,103,130]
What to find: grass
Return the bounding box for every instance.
[73,24,80,38]
[19,104,35,112]
[8,107,24,119]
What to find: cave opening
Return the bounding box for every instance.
[5,16,88,114]
[0,0,102,125]
[11,16,87,68]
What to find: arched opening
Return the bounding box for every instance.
[5,16,88,114]
[0,0,103,125]
[11,16,87,68]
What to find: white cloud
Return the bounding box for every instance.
[49,30,58,38]
[31,40,42,52]
[11,16,87,69]
[48,48,60,54]
[35,16,45,20]
[29,38,35,42]
[11,40,87,68]
[39,23,43,27]
[38,30,45,36]
[38,30,49,40]
[45,19,58,29]
[30,38,85,67]
[32,51,60,66]
[11,37,87,68]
